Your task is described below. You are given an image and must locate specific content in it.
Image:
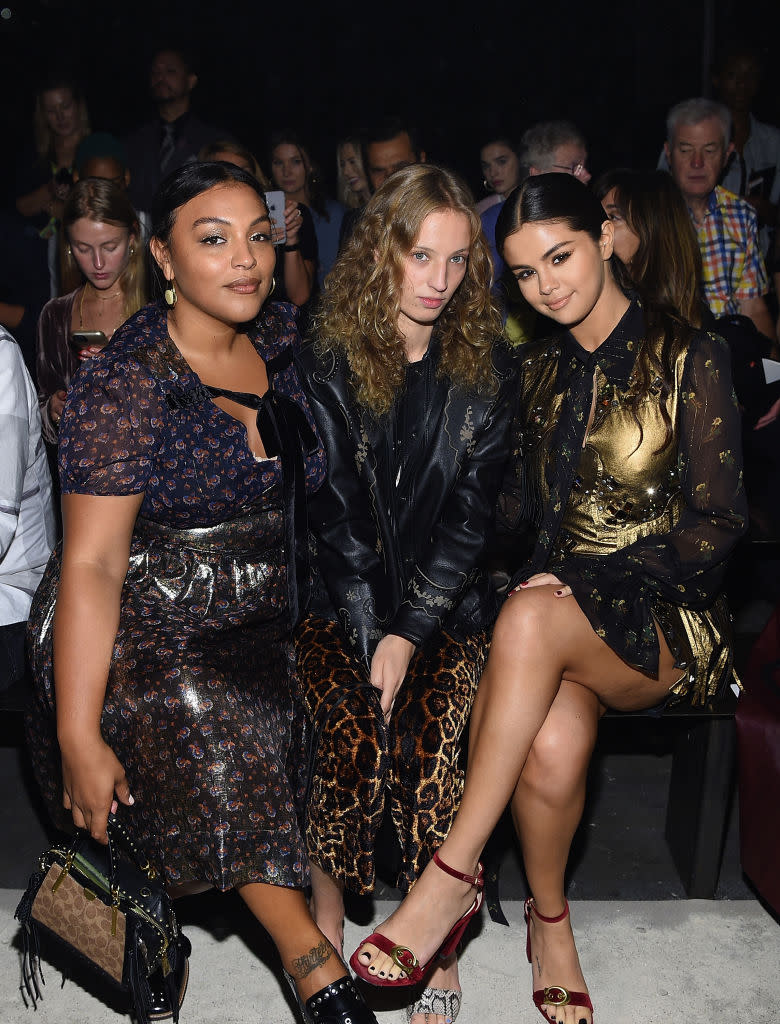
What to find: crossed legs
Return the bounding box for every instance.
[353,585,682,1023]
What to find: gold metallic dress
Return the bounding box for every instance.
[499,301,747,705]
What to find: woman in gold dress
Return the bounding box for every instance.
[347,173,747,1024]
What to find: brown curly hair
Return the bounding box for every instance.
[314,163,501,417]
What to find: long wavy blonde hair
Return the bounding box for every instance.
[60,178,146,319]
[315,163,501,417]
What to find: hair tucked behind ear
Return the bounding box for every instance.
[149,161,267,301]
[315,163,501,418]
[498,173,695,453]
[61,177,146,318]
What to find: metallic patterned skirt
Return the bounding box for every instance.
[26,497,309,891]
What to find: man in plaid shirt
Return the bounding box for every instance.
[665,98,773,340]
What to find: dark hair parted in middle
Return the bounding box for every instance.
[495,172,612,257]
[149,162,268,300]
[315,163,501,418]
[497,173,696,453]
[151,161,268,245]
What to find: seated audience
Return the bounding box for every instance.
[15,73,90,235]
[477,135,522,214]
[74,133,152,240]
[336,136,370,251]
[0,328,55,692]
[363,116,426,192]
[37,179,145,444]
[477,135,522,277]
[125,45,224,213]
[270,131,342,287]
[337,137,370,210]
[519,119,591,183]
[658,45,780,259]
[663,97,773,340]
[199,138,271,188]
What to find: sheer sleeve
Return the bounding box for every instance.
[58,354,165,496]
[554,331,747,674]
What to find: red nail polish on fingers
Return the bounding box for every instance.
[519,581,529,587]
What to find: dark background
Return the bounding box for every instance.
[1,0,779,202]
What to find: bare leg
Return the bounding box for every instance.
[513,681,602,1023]
[309,860,345,959]
[353,586,681,983]
[238,882,345,1001]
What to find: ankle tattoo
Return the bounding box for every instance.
[292,939,331,980]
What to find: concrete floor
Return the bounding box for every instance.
[1,588,777,1023]
[1,892,779,1023]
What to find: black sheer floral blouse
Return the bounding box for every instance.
[498,301,748,705]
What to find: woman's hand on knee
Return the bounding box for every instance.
[370,634,416,720]
[512,572,572,598]
[60,736,134,844]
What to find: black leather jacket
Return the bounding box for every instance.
[298,337,518,672]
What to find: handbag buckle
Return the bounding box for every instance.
[111,885,120,937]
[51,851,74,893]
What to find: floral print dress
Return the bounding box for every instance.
[26,301,325,890]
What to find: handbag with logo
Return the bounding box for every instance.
[14,815,188,1023]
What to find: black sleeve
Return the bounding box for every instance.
[299,346,394,672]
[389,351,518,646]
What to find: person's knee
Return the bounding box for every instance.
[522,712,595,797]
[491,588,555,652]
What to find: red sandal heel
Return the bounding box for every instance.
[524,898,594,1022]
[348,852,484,988]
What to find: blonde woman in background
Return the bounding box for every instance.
[36,178,145,442]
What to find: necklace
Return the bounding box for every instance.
[79,283,125,331]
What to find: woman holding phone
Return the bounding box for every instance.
[348,174,747,1024]
[36,177,145,443]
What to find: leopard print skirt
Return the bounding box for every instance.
[295,615,489,894]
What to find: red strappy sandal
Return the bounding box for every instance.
[524,897,594,1022]
[348,852,484,988]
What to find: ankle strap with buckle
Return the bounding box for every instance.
[432,851,483,888]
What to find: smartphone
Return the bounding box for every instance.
[70,330,108,350]
[264,190,286,246]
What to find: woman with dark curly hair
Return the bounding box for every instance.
[296,163,517,1024]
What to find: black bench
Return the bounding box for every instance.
[604,693,738,899]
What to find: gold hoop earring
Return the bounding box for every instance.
[164,280,177,308]
[268,276,276,298]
